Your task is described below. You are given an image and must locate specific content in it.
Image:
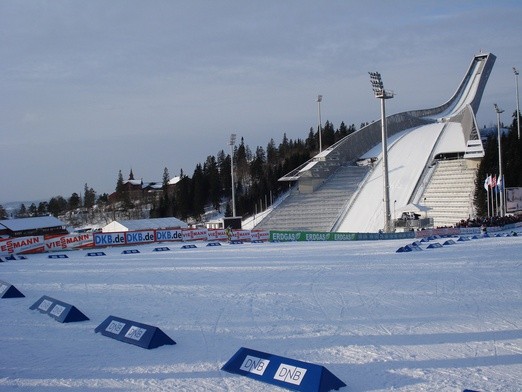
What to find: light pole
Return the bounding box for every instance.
[317,95,323,152]
[494,104,504,217]
[514,67,520,140]
[229,133,237,217]
[369,71,394,232]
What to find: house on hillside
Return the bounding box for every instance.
[0,216,68,238]
[108,177,181,204]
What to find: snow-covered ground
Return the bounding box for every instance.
[1,235,521,391]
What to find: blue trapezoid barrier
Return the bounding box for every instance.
[49,254,69,259]
[396,244,423,253]
[443,239,456,246]
[230,240,243,245]
[0,280,25,298]
[95,315,176,349]
[457,236,471,242]
[5,254,17,260]
[153,247,170,252]
[222,347,346,392]
[426,242,443,249]
[181,244,197,249]
[30,295,89,323]
[207,242,222,247]
[86,251,106,257]
[122,249,140,254]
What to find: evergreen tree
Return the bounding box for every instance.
[84,184,96,209]
[0,204,8,219]
[48,196,67,217]
[28,203,37,216]
[191,163,207,219]
[175,171,192,220]
[16,203,28,218]
[115,170,125,200]
[204,155,221,211]
[322,120,335,148]
[235,137,249,188]
[37,202,48,216]
[267,138,278,166]
[68,193,81,210]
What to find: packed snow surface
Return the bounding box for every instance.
[1,236,521,391]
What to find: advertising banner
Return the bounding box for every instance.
[93,232,126,247]
[182,228,208,242]
[230,230,251,242]
[251,230,270,242]
[44,233,94,252]
[155,229,183,242]
[208,229,228,242]
[222,347,346,391]
[0,235,45,255]
[506,187,522,213]
[124,230,155,245]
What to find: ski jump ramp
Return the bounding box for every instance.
[270,52,496,233]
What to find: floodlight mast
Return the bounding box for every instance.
[317,95,323,152]
[229,133,237,217]
[369,72,394,233]
[514,67,520,140]
[494,104,505,217]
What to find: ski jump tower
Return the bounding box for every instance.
[258,52,496,232]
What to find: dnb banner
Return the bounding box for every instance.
[222,347,346,392]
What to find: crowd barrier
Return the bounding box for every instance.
[2,223,520,257]
[0,228,269,257]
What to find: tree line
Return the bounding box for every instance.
[149,121,357,221]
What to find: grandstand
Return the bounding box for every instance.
[255,52,496,233]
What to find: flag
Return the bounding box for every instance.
[497,175,503,191]
[483,175,491,190]
[491,175,497,188]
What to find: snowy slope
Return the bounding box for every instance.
[1,236,521,391]
[338,123,446,233]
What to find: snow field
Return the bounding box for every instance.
[0,236,521,391]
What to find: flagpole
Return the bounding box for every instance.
[486,182,490,218]
[493,178,497,217]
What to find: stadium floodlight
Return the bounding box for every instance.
[317,95,323,152]
[494,104,505,217]
[514,67,520,140]
[229,133,237,217]
[369,71,394,232]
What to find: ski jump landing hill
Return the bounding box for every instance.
[256,52,496,233]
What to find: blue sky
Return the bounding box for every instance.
[1,0,522,203]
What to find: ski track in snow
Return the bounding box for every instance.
[0,236,521,391]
